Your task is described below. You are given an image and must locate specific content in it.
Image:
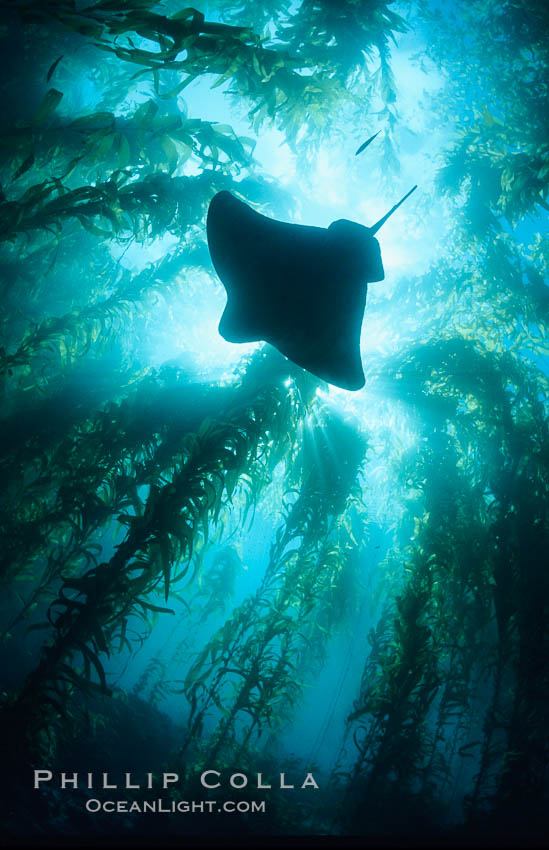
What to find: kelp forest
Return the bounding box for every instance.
[1,0,548,845]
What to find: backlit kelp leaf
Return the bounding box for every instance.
[11,154,35,182]
[136,599,175,616]
[33,89,63,126]
[69,111,117,130]
[115,132,132,168]
[58,663,109,696]
[160,136,179,173]
[132,98,159,125]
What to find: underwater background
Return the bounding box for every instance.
[1,0,548,845]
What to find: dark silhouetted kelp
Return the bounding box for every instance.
[1,0,548,846]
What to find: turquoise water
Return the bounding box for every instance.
[1,0,548,844]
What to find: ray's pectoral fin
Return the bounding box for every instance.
[218,295,263,344]
[274,330,366,392]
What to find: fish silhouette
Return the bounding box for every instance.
[207,186,416,391]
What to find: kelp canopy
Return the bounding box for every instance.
[1,0,548,844]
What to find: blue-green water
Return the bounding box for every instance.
[1,0,548,845]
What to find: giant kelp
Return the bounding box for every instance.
[1,0,548,843]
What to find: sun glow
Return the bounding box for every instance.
[117,28,448,402]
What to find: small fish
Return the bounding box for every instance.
[355,131,381,156]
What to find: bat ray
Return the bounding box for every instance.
[207,185,416,391]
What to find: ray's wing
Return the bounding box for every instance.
[206,191,381,391]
